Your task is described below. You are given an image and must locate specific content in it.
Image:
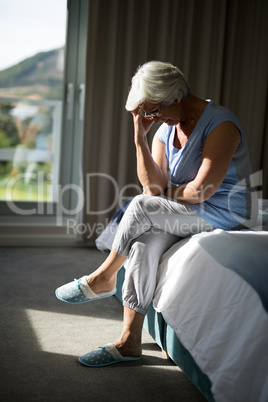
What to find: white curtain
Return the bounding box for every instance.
[80,0,268,242]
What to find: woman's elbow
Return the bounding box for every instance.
[143,183,167,196]
[196,184,217,203]
[184,183,217,204]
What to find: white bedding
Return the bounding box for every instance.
[153,229,268,402]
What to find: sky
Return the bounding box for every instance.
[0,0,67,71]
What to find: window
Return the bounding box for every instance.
[0,0,88,243]
[0,0,67,204]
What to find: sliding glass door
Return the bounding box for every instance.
[0,0,88,226]
[0,0,67,203]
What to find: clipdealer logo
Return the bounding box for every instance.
[4,170,264,234]
[4,172,141,226]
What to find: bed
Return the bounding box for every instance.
[95,200,268,402]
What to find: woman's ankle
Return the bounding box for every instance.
[86,272,116,294]
[113,331,142,357]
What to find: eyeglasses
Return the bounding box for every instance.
[139,102,163,119]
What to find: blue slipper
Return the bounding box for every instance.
[55,276,116,304]
[78,343,141,367]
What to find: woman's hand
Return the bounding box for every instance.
[132,105,154,144]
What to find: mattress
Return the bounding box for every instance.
[153,229,268,402]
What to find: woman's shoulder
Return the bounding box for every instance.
[204,101,243,139]
[156,123,173,145]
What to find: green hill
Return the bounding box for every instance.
[0,48,64,100]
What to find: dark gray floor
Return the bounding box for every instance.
[0,247,207,402]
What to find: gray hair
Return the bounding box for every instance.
[125,61,190,111]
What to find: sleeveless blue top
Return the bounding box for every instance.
[157,101,258,230]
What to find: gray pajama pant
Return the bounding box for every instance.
[112,194,214,315]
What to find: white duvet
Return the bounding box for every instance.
[153,230,268,402]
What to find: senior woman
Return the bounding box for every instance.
[56,61,258,367]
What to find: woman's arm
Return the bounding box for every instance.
[167,121,241,204]
[133,108,168,195]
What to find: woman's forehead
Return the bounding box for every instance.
[143,101,161,111]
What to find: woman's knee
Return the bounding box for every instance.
[127,194,162,216]
[128,194,148,210]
